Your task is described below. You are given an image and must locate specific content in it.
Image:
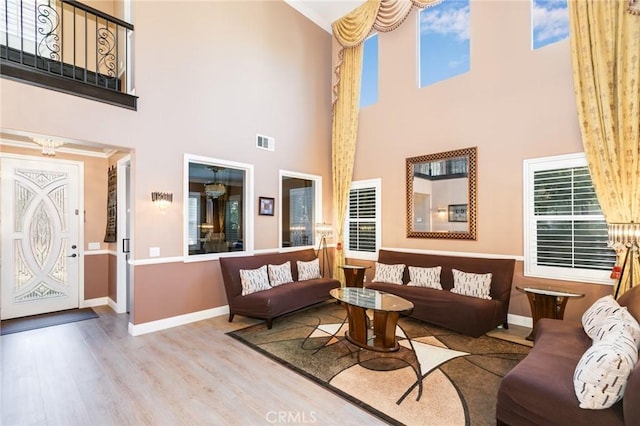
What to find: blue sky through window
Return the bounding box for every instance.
[360,34,379,108]
[532,0,569,49]
[418,0,470,88]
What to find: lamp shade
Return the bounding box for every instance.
[316,223,333,238]
[608,222,640,250]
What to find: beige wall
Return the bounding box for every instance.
[1,1,333,324]
[345,2,613,318]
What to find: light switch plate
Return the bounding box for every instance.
[149,247,160,257]
[88,242,100,250]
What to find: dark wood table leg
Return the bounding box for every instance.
[373,310,400,351]
[525,293,570,341]
[344,268,366,288]
[345,304,368,346]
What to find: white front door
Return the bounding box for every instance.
[1,155,82,320]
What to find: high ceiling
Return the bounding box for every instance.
[284,0,366,33]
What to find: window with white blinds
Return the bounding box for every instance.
[524,153,615,284]
[345,179,381,260]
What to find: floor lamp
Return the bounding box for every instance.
[316,223,333,278]
[608,222,640,299]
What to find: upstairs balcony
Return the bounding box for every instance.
[1,0,136,110]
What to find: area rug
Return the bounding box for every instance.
[1,308,98,335]
[228,302,529,426]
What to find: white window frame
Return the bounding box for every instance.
[278,170,322,251]
[523,153,614,285]
[183,154,254,262]
[344,178,381,261]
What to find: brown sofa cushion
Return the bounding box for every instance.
[618,285,640,324]
[370,250,515,337]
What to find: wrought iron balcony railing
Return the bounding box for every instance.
[1,0,137,109]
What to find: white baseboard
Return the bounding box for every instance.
[81,297,108,308]
[507,313,533,328]
[128,305,230,336]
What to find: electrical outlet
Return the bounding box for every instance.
[149,247,160,257]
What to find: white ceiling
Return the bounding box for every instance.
[284,0,367,33]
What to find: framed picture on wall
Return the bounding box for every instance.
[448,204,467,222]
[259,197,275,216]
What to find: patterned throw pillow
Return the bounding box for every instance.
[372,262,405,285]
[407,266,443,289]
[239,265,271,296]
[574,331,638,409]
[582,295,622,338]
[450,269,492,300]
[590,308,640,349]
[268,261,293,287]
[297,258,321,281]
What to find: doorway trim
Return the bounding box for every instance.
[115,154,132,314]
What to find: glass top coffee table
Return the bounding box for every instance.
[330,287,414,352]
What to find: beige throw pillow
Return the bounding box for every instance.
[372,262,405,285]
[407,266,443,289]
[239,265,271,296]
[582,295,622,338]
[297,258,321,281]
[268,261,293,286]
[450,269,492,300]
[574,331,638,409]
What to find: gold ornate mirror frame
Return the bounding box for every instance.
[406,147,477,240]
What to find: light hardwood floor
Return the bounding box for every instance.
[1,306,386,426]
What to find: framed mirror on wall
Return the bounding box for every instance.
[406,147,477,240]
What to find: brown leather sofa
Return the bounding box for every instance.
[496,286,640,426]
[219,248,340,329]
[366,249,516,337]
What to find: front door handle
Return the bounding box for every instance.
[67,253,77,258]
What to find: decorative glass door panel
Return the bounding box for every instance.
[1,156,80,319]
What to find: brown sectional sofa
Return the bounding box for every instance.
[366,249,516,337]
[496,286,640,426]
[219,248,340,329]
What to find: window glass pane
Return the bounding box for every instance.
[188,162,245,255]
[532,0,569,50]
[418,0,470,88]
[536,220,615,271]
[360,34,379,108]
[281,176,316,248]
[534,167,603,216]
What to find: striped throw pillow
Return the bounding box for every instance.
[450,269,492,300]
[268,261,293,286]
[239,265,271,296]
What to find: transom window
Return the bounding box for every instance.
[531,0,569,50]
[418,0,470,88]
[360,33,379,108]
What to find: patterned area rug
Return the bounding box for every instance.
[227,302,530,426]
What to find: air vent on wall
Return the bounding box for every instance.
[256,134,275,151]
